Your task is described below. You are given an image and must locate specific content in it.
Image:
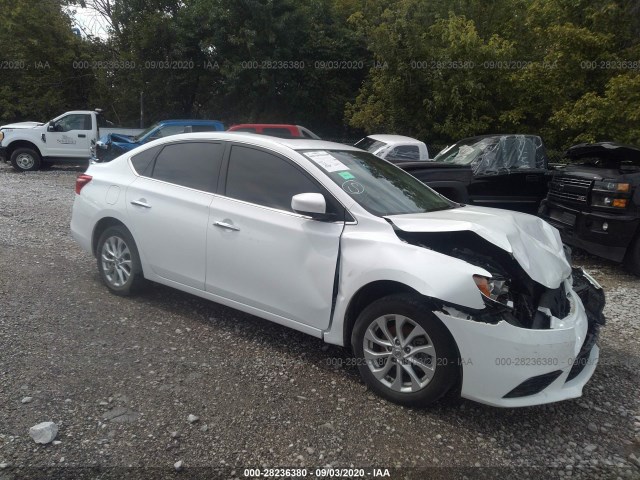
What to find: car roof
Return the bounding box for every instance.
[146,131,359,152]
[365,134,423,144]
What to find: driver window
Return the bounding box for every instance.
[56,114,92,132]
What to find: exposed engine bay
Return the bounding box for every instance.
[393,229,604,330]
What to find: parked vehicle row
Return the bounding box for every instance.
[3,107,637,271]
[95,119,225,162]
[71,132,605,408]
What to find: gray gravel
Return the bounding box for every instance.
[0,162,639,479]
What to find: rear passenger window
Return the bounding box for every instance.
[225,145,323,212]
[151,142,224,192]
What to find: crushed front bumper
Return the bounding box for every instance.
[436,268,605,407]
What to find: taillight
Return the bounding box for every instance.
[75,174,93,194]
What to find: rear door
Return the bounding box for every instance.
[205,144,344,329]
[125,141,225,289]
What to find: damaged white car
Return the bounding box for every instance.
[70,133,606,408]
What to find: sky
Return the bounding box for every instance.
[67,6,110,39]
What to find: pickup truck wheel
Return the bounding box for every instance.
[351,293,460,407]
[96,226,145,296]
[10,148,41,172]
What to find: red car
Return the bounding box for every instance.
[227,124,320,139]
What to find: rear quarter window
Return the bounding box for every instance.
[130,145,162,176]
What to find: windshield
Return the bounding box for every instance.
[301,150,455,216]
[354,137,387,154]
[434,135,546,175]
[135,123,160,141]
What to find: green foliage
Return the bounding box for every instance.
[0,0,93,122]
[346,0,640,150]
[2,0,639,148]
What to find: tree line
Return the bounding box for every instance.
[0,0,638,151]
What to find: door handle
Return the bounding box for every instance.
[526,175,540,182]
[214,221,240,231]
[78,134,87,138]
[130,199,151,208]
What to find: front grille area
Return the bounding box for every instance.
[548,176,593,205]
[504,370,563,398]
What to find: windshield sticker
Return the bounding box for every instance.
[306,151,350,172]
[338,171,355,180]
[342,180,365,195]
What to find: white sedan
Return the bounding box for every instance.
[354,134,430,162]
[71,133,605,407]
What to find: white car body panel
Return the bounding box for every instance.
[206,195,343,329]
[125,176,212,289]
[436,283,591,407]
[0,121,43,130]
[70,132,603,408]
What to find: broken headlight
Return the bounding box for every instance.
[473,274,512,307]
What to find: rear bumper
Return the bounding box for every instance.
[437,269,605,407]
[539,199,638,262]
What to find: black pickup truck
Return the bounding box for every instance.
[538,142,640,273]
[399,134,549,214]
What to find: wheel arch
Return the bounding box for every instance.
[92,217,130,257]
[342,280,423,349]
[6,140,43,159]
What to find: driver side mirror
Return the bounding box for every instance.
[291,193,330,220]
[47,123,57,132]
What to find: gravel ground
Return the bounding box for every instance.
[0,162,638,480]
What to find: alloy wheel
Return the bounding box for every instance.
[101,235,132,287]
[363,314,437,393]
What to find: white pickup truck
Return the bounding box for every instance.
[0,110,139,171]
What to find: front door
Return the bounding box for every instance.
[47,113,93,158]
[205,144,343,329]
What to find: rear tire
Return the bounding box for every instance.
[351,293,460,407]
[10,148,41,172]
[96,225,145,296]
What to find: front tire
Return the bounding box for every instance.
[10,148,41,172]
[96,225,145,296]
[352,293,460,407]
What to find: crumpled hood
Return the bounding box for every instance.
[386,205,571,288]
[101,133,137,145]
